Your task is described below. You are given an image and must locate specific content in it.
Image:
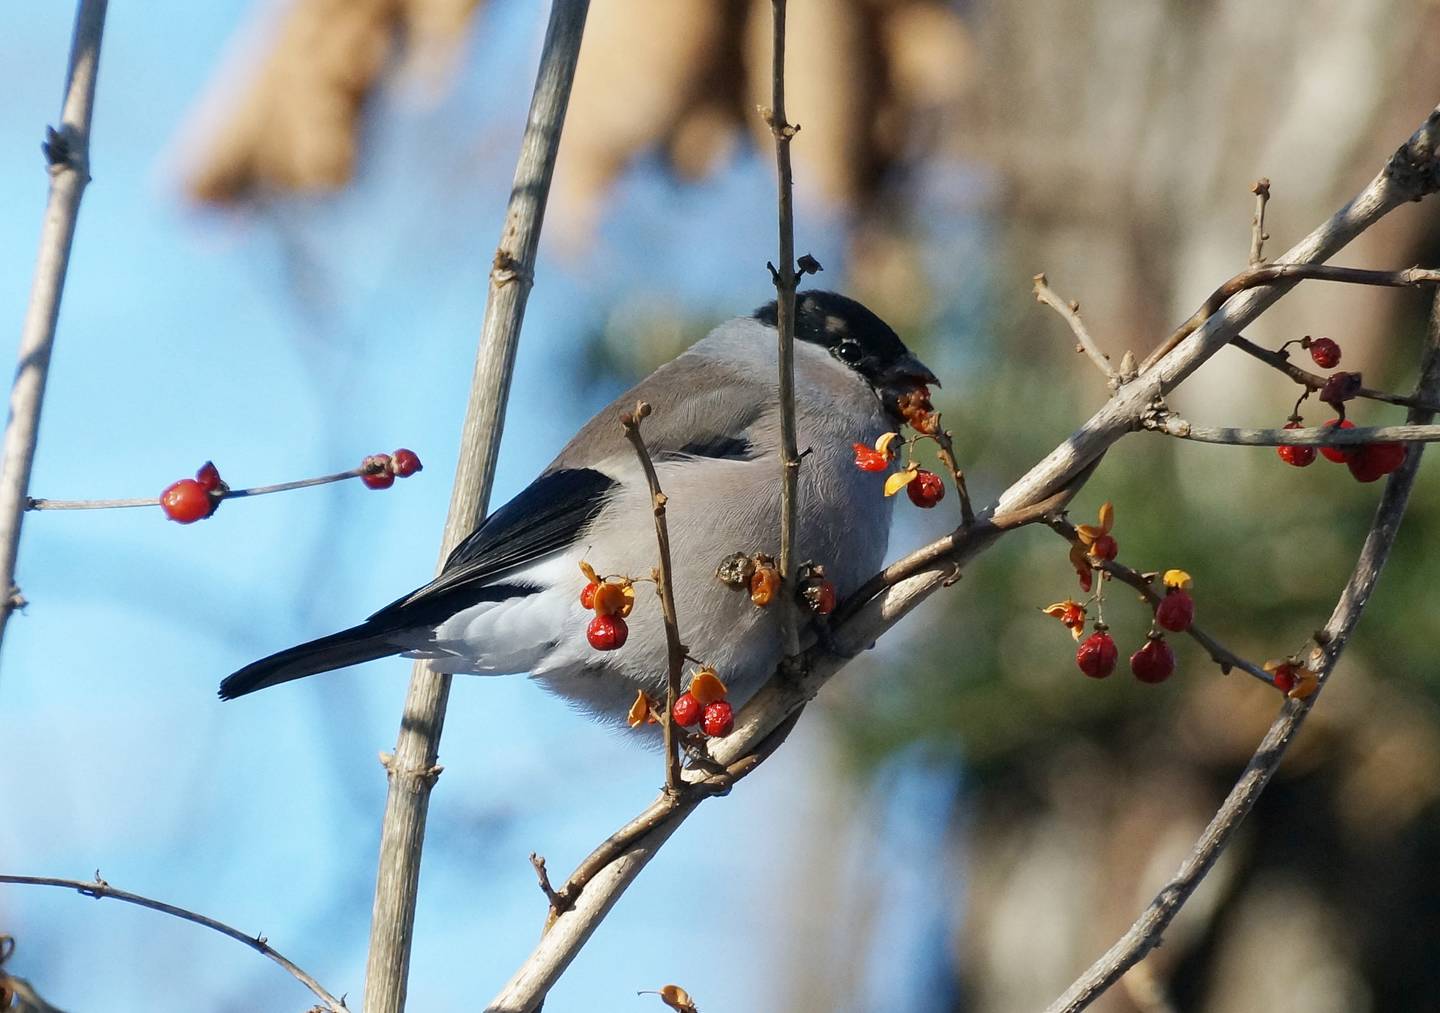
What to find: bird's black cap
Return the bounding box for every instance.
[754,290,938,391]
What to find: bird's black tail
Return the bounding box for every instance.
[219,623,403,700]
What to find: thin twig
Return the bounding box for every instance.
[1249,178,1270,265]
[620,402,686,792]
[528,854,565,918]
[27,468,370,511]
[0,0,109,651]
[1143,417,1440,447]
[363,4,590,1012]
[1033,274,1118,384]
[1045,286,1440,1013]
[1045,517,1273,686]
[765,0,804,660]
[1229,334,1440,412]
[0,873,345,1010]
[1140,262,1440,374]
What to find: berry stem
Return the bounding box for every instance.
[27,467,366,511]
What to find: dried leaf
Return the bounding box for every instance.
[884,468,919,497]
[593,580,635,618]
[1162,568,1193,590]
[1097,500,1115,532]
[628,690,657,728]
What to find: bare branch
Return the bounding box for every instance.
[1045,285,1440,1013]
[1140,261,1440,374]
[620,402,686,791]
[1229,334,1440,412]
[1033,273,1119,384]
[1248,178,1270,265]
[0,0,109,650]
[0,874,344,1010]
[1144,416,1440,446]
[362,4,590,1011]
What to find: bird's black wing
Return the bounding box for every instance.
[367,467,615,627]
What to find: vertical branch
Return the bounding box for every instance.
[362,4,590,1012]
[766,0,802,658]
[620,403,686,792]
[0,0,109,655]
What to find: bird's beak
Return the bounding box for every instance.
[881,351,941,390]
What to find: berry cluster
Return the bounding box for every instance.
[851,382,957,510]
[578,561,635,651]
[1047,502,1196,685]
[1273,338,1405,482]
[671,668,734,738]
[160,461,228,523]
[714,552,836,615]
[360,448,424,490]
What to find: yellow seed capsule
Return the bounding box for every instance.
[593,580,635,618]
[688,668,728,706]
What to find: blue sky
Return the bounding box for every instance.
[0,4,964,1011]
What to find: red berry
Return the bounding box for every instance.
[194,461,223,492]
[586,613,628,651]
[1130,636,1176,684]
[852,443,890,473]
[1155,588,1195,632]
[160,478,215,524]
[1347,441,1406,483]
[1308,337,1342,369]
[1060,603,1085,630]
[801,577,837,616]
[391,448,423,478]
[1319,372,1362,410]
[672,692,702,728]
[1277,421,1316,467]
[580,582,598,610]
[906,469,945,508]
[701,699,734,737]
[1076,631,1117,679]
[361,454,395,489]
[1271,664,1298,694]
[1319,419,1356,463]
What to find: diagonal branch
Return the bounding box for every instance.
[0,873,345,1011]
[362,4,590,1012]
[484,100,1440,1013]
[1044,285,1440,1013]
[0,0,109,655]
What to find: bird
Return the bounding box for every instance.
[219,290,938,723]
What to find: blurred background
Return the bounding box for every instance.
[4,1,1440,1010]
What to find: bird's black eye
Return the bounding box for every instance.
[836,340,862,364]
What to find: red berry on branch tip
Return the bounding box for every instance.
[586,613,628,651]
[1277,421,1316,467]
[1155,588,1195,632]
[1130,636,1176,684]
[361,454,395,489]
[672,692,702,728]
[1076,630,1117,679]
[160,478,215,524]
[701,699,734,737]
[1308,337,1342,369]
[1347,441,1405,482]
[1319,419,1356,463]
[391,448,422,477]
[906,469,945,508]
